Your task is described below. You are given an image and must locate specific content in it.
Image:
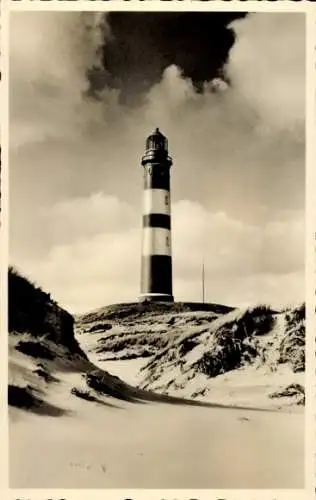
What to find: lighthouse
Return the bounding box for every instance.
[139,128,174,302]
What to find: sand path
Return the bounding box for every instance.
[10,395,304,489]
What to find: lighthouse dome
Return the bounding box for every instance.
[146,127,168,152]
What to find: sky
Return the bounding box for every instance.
[9,11,305,314]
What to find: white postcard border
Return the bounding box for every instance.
[2,1,315,499]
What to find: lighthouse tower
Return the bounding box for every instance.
[139,128,174,302]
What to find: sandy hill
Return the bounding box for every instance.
[9,268,216,414]
[77,300,305,407]
[9,268,305,488]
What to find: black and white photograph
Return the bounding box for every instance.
[8,8,306,490]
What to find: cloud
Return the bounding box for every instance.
[13,196,141,312]
[45,193,138,245]
[173,201,304,279]
[10,12,109,148]
[227,13,305,133]
[12,194,304,313]
[9,12,305,312]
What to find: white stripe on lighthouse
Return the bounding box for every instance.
[143,188,170,216]
[142,227,172,256]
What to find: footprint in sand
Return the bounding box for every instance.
[238,416,250,422]
[69,461,91,471]
[70,461,107,473]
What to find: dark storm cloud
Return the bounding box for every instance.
[87,12,246,104]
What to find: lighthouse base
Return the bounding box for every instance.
[138,293,174,303]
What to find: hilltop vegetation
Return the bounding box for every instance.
[9,266,84,357]
[9,268,230,415]
[8,267,305,411]
[78,302,305,406]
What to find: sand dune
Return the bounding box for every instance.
[8,270,305,489]
[9,337,304,489]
